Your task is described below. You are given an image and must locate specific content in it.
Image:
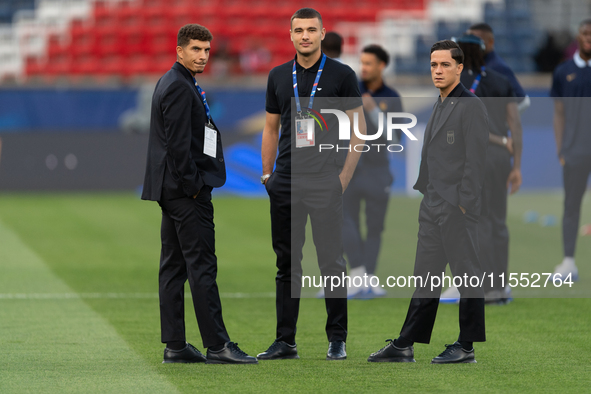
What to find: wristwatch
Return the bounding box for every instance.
[502,136,508,146]
[260,174,271,184]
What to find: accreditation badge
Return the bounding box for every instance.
[203,123,217,158]
[295,117,315,148]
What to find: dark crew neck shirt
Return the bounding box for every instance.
[461,67,516,138]
[266,53,362,174]
[358,81,402,167]
[550,56,591,159]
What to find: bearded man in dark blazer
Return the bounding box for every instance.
[367,40,489,364]
[142,24,256,365]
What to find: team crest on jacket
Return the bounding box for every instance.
[447,130,454,144]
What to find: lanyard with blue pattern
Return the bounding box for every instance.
[193,78,212,125]
[292,53,327,117]
[469,66,485,93]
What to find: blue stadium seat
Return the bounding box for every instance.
[484,3,505,21]
[394,57,418,74]
[0,0,35,23]
[436,21,473,41]
[0,3,12,24]
[395,55,429,74]
[481,0,538,73]
[415,37,431,56]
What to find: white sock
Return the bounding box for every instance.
[561,257,576,268]
[348,266,367,288]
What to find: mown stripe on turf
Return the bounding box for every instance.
[0,221,180,394]
[0,292,276,300]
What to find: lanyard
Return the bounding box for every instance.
[193,78,212,124]
[292,53,327,116]
[469,66,485,93]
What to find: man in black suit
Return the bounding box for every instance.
[367,40,488,364]
[141,24,256,364]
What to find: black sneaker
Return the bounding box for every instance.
[163,343,206,363]
[368,339,415,362]
[431,342,476,364]
[257,340,299,360]
[206,342,258,364]
[326,341,346,360]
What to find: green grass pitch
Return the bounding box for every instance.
[0,192,590,393]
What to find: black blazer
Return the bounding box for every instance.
[141,62,225,202]
[413,83,488,214]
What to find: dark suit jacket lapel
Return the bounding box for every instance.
[172,62,194,85]
[173,62,219,132]
[429,98,458,144]
[421,102,437,158]
[173,63,203,104]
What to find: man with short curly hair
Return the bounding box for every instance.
[177,24,213,47]
[142,23,257,365]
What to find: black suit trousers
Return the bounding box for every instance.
[342,166,391,274]
[157,187,230,348]
[266,170,348,344]
[400,199,486,343]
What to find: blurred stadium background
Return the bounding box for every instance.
[0,0,589,194]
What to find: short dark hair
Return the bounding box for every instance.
[177,24,213,47]
[322,32,343,58]
[456,34,485,71]
[291,8,323,28]
[469,22,494,34]
[458,42,484,71]
[580,19,591,29]
[430,40,464,64]
[362,44,389,66]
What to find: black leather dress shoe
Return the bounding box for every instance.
[431,342,476,364]
[206,342,258,364]
[257,340,299,360]
[326,341,346,360]
[367,339,415,362]
[163,343,207,363]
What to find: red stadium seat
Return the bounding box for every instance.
[115,1,142,27]
[25,56,44,78]
[93,0,113,24]
[70,22,92,42]
[169,4,194,27]
[148,24,176,56]
[95,28,121,58]
[118,28,147,56]
[347,7,378,22]
[28,0,429,79]
[46,35,68,60]
[148,53,175,74]
[44,53,72,78]
[124,53,152,78]
[142,4,172,26]
[224,3,251,19]
[267,39,294,59]
[69,27,95,59]
[99,54,126,77]
[70,55,101,76]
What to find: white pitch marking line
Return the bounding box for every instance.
[0,292,276,300]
